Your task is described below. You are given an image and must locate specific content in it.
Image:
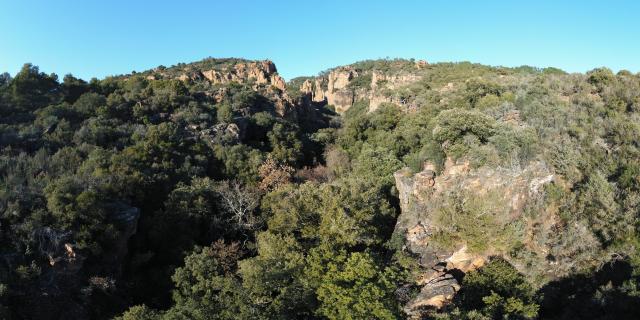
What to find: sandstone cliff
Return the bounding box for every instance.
[177,60,286,91]
[393,157,602,317]
[299,60,428,113]
[142,59,320,120]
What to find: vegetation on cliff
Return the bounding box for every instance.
[1,58,640,319]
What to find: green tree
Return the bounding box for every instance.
[238,232,312,318]
[432,109,497,158]
[166,243,251,320]
[456,258,538,319]
[115,305,160,320]
[72,92,105,118]
[8,63,60,112]
[316,252,401,320]
[44,175,118,254]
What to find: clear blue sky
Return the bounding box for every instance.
[1,0,638,81]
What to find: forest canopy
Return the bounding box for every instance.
[1,59,640,319]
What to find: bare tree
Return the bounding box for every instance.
[214,180,261,230]
[32,227,71,265]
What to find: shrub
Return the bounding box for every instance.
[456,258,538,319]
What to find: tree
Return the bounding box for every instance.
[110,122,210,204]
[577,172,629,245]
[213,144,264,183]
[267,122,303,165]
[432,108,497,158]
[72,92,106,118]
[238,232,312,318]
[0,72,10,86]
[44,175,117,255]
[258,155,294,191]
[464,79,504,107]
[216,102,234,123]
[316,252,401,320]
[61,74,88,103]
[587,67,616,92]
[115,305,160,320]
[261,174,396,249]
[9,63,60,112]
[145,177,223,262]
[166,242,250,320]
[456,258,538,319]
[214,180,261,231]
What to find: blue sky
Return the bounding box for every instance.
[0,0,638,80]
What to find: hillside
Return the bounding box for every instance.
[1,58,640,319]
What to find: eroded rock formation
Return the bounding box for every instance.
[299,62,427,113]
[393,159,558,317]
[179,60,286,91]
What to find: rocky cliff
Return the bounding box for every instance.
[146,58,430,116]
[393,157,602,317]
[299,60,428,113]
[176,60,287,91]
[141,59,325,121]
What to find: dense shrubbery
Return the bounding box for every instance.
[2,59,640,319]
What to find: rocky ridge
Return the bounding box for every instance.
[141,60,301,118]
[299,60,428,113]
[174,60,287,91]
[144,58,431,115]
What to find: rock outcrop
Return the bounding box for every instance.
[299,64,426,113]
[316,67,356,113]
[394,159,557,317]
[177,60,286,91]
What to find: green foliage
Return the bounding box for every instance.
[576,171,631,245]
[542,67,567,75]
[110,122,210,203]
[167,243,250,320]
[72,92,105,117]
[587,67,616,91]
[432,190,521,253]
[213,144,264,183]
[238,232,311,318]
[44,175,118,254]
[350,144,403,187]
[262,176,397,249]
[316,252,401,320]
[0,59,335,319]
[216,102,233,122]
[432,108,497,159]
[7,63,60,112]
[456,258,538,319]
[3,58,640,320]
[267,122,303,165]
[115,305,161,320]
[61,74,89,103]
[347,73,372,90]
[464,79,504,107]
